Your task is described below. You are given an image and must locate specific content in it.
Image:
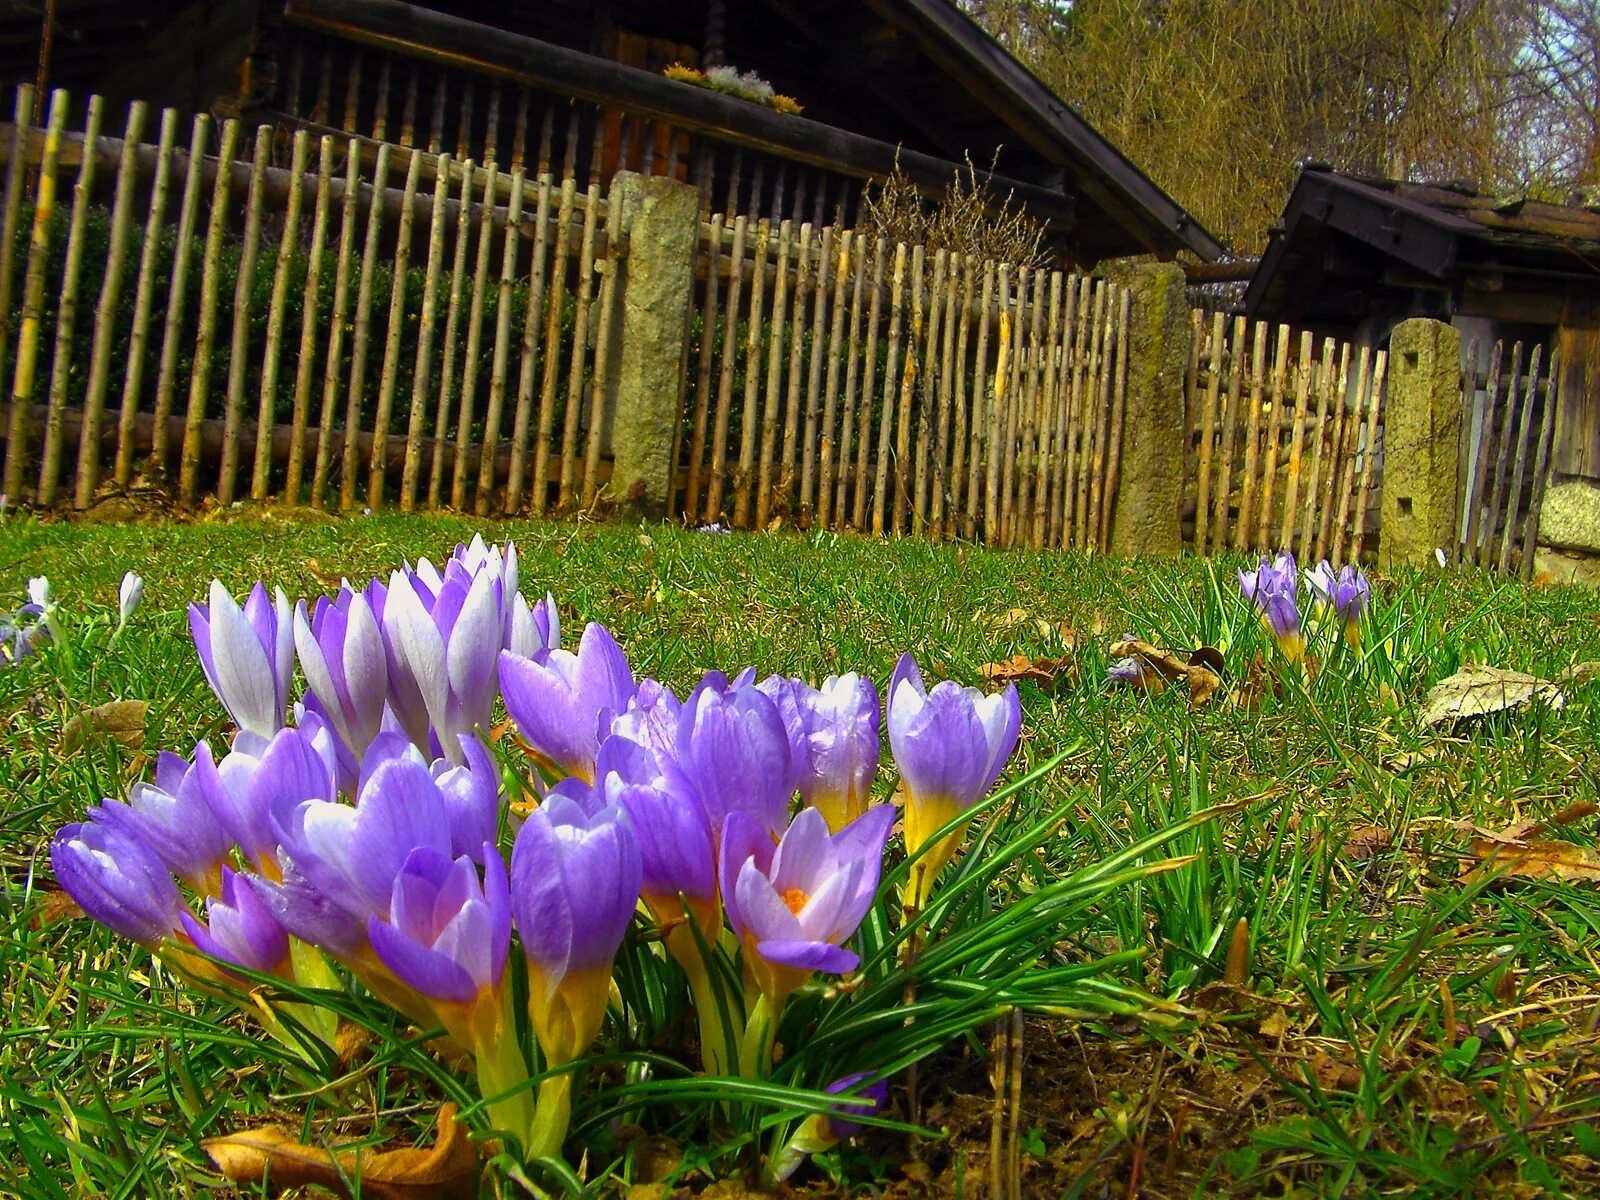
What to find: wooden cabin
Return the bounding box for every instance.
[0,0,1220,268]
[1243,166,1600,479]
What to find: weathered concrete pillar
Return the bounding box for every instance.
[602,170,699,518]
[1380,318,1462,569]
[1104,261,1189,557]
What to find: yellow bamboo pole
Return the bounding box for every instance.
[505,172,552,514]
[474,168,525,514]
[285,135,335,507]
[252,129,310,501]
[312,141,363,510]
[341,140,392,511]
[215,125,271,506]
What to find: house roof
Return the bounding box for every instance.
[283,0,1222,263]
[1243,166,1600,328]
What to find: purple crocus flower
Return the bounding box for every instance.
[675,675,797,838]
[609,678,682,762]
[1307,559,1370,645]
[1239,551,1303,660]
[721,804,894,1008]
[367,844,511,1012]
[91,748,232,894]
[50,819,183,945]
[509,795,642,1065]
[262,737,456,951]
[294,587,388,762]
[499,622,636,782]
[886,653,1021,911]
[762,674,881,833]
[189,581,293,741]
[598,734,717,933]
[198,723,337,875]
[774,1073,891,1180]
[382,564,504,764]
[178,867,291,977]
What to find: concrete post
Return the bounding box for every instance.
[1104,261,1189,557]
[600,170,699,519]
[1380,318,1462,569]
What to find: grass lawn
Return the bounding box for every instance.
[5,511,1600,1197]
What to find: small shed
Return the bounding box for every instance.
[1242,166,1600,478]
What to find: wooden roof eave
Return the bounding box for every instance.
[868,0,1223,261]
[281,0,1080,228]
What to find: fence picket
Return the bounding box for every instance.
[116,105,177,488]
[312,140,361,510]
[401,151,452,512]
[706,214,747,522]
[505,173,552,514]
[531,174,575,516]
[873,242,907,536]
[818,229,851,529]
[475,168,524,514]
[801,225,833,522]
[254,129,310,501]
[1482,342,1526,567]
[287,135,335,507]
[343,140,391,511]
[756,219,794,527]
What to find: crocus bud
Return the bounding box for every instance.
[886,653,1021,911]
[189,581,293,740]
[510,796,641,1066]
[178,867,291,977]
[294,588,388,762]
[117,572,144,628]
[51,820,183,945]
[1239,551,1303,661]
[675,675,796,838]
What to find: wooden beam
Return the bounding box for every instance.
[282,0,1078,225]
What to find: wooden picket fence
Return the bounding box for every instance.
[1457,339,1561,577]
[1186,313,1387,564]
[680,222,1131,547]
[0,86,625,516]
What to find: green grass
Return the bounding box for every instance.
[4,511,1600,1197]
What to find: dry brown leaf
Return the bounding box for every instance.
[1109,638,1222,709]
[61,700,148,754]
[1258,1008,1292,1039]
[978,653,1078,691]
[306,558,346,591]
[1420,662,1600,729]
[1343,824,1394,861]
[1468,837,1600,883]
[203,1104,476,1200]
[30,889,83,929]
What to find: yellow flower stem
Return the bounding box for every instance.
[286,938,341,1049]
[475,1029,535,1151]
[525,1071,574,1160]
[666,922,740,1078]
[739,992,780,1080]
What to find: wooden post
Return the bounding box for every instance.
[452,166,499,510]
[733,219,770,527]
[934,251,962,540]
[556,183,600,511]
[360,147,422,510]
[1500,346,1545,573]
[530,174,575,515]
[215,125,271,506]
[342,140,392,511]
[115,105,176,488]
[1194,312,1223,555]
[801,224,834,522]
[75,99,145,507]
[1237,321,1267,550]
[851,238,886,531]
[398,152,453,511]
[581,184,621,509]
[505,172,552,514]
[1462,342,1503,562]
[756,219,794,527]
[1079,280,1111,550]
[775,223,809,521]
[873,243,907,535]
[683,213,722,520]
[965,260,993,541]
[1212,315,1246,551]
[1349,351,1387,563]
[1278,333,1313,552]
[833,232,868,526]
[948,254,976,539]
[312,141,362,510]
[706,214,747,522]
[818,229,851,529]
[37,93,102,507]
[474,168,525,514]
[1521,348,1560,580]
[1482,342,1525,567]
[253,129,311,501]
[983,266,1009,544]
[1330,346,1370,564]
[0,85,34,481]
[286,135,335,506]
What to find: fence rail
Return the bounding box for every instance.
[1457,339,1561,577]
[680,221,1129,546]
[1186,313,1386,564]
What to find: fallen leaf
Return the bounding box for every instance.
[1468,837,1600,883]
[30,889,83,929]
[1343,824,1394,861]
[203,1104,476,1200]
[1310,1051,1363,1092]
[306,558,346,591]
[61,700,148,754]
[1420,662,1600,729]
[978,653,1078,691]
[1109,638,1222,709]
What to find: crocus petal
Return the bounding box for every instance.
[756,939,859,975]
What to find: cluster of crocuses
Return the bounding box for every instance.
[1239,550,1370,660]
[1,577,57,665]
[49,537,1021,1171]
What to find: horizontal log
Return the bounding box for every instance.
[282,0,1079,226]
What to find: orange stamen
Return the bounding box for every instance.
[783,887,809,915]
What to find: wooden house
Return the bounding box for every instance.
[1243,166,1600,479]
[0,0,1220,268]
